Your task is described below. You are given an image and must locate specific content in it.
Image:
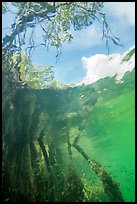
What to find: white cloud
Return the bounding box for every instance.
[103,2,135,26]
[78,46,135,85]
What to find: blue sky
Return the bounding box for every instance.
[2,2,135,84]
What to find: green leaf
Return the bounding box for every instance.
[121,48,135,63]
[46,4,56,13]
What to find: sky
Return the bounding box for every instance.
[2,2,135,85]
[80,45,135,85]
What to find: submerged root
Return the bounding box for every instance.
[73,142,125,202]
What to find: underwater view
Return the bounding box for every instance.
[2,66,135,202]
[2,2,135,202]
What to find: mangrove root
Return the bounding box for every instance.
[73,142,125,202]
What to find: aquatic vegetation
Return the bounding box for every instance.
[2,2,134,202]
[2,68,134,202]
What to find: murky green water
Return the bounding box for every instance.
[2,70,135,202]
[63,71,135,202]
[79,87,135,202]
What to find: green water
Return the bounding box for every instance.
[2,70,135,202]
[58,70,135,201]
[79,90,135,202]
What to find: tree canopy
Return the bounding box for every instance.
[2,2,123,90]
